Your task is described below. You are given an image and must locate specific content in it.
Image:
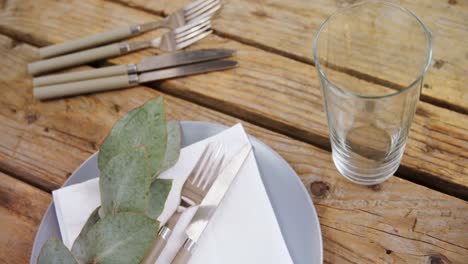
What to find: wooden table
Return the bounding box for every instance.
[0,0,466,263]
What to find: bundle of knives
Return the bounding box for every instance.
[28,0,237,100]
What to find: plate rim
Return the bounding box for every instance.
[30,121,323,263]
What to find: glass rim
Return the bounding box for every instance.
[312,0,433,100]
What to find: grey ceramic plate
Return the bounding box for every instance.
[30,121,323,263]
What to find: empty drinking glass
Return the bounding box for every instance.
[313,1,432,184]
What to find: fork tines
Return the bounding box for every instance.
[174,17,213,49]
[184,0,222,22]
[190,142,225,189]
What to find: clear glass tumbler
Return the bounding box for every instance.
[313,1,432,185]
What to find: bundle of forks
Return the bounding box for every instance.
[29,0,227,100]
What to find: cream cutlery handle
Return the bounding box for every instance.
[33,74,137,100]
[141,226,171,264]
[39,25,135,59]
[33,65,131,87]
[171,240,193,264]
[28,42,125,76]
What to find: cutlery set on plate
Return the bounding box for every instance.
[143,142,252,264]
[29,0,237,100]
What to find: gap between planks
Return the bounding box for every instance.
[0,24,465,200]
[1,30,466,201]
[0,166,54,194]
[143,82,468,201]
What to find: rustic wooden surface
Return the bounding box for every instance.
[0,35,467,264]
[0,0,467,198]
[0,34,467,264]
[0,172,51,264]
[0,0,467,263]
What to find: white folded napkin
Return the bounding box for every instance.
[53,123,293,264]
[53,178,101,248]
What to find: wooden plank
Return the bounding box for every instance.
[152,45,468,198]
[0,34,467,263]
[3,0,467,111]
[0,171,51,264]
[116,0,468,114]
[0,0,466,198]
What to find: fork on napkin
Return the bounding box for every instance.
[52,124,294,264]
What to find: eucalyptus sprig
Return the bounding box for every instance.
[38,97,181,264]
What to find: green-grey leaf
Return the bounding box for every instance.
[38,238,78,264]
[98,97,167,177]
[71,213,159,264]
[71,206,101,262]
[146,179,172,219]
[100,148,151,216]
[155,121,181,179]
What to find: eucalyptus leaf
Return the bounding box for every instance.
[71,206,101,262]
[155,121,181,179]
[38,238,78,264]
[146,179,172,219]
[71,213,159,264]
[100,147,151,216]
[98,97,167,177]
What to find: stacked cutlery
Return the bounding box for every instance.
[171,144,252,264]
[29,0,238,100]
[33,49,237,100]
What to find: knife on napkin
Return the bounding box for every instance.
[33,59,237,100]
[171,143,252,264]
[143,143,252,264]
[33,49,235,87]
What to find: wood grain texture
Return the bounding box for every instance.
[0,34,467,263]
[116,0,468,114]
[145,38,468,199]
[0,172,51,264]
[0,0,466,198]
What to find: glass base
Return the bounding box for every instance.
[331,150,400,185]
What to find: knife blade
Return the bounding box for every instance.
[137,60,237,83]
[175,143,252,262]
[137,49,235,72]
[33,49,235,87]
